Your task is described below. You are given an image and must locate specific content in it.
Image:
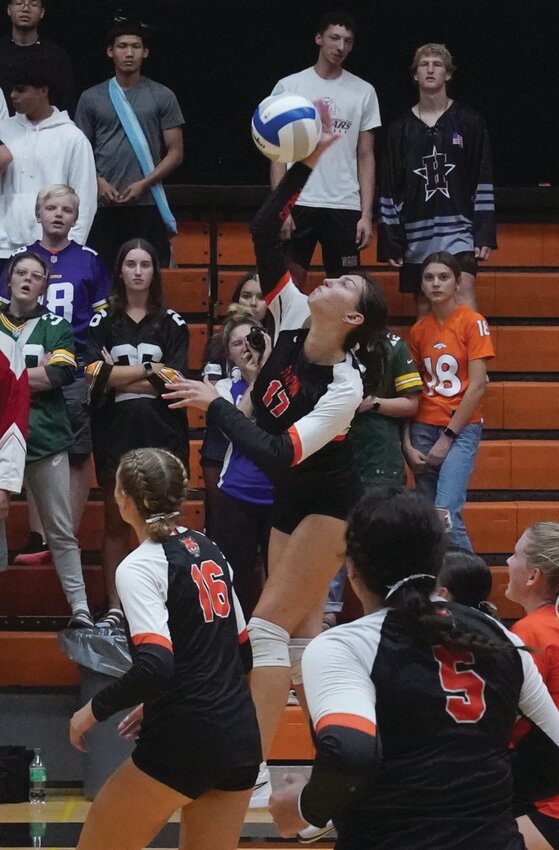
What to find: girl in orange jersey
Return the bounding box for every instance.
[507,523,559,850]
[403,251,494,550]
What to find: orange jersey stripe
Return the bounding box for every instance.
[288,424,303,466]
[265,270,292,306]
[131,632,173,652]
[316,712,377,737]
[238,628,249,645]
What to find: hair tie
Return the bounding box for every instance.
[385,573,436,601]
[145,511,180,525]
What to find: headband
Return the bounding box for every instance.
[385,573,436,601]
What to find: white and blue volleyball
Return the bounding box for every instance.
[251,94,321,163]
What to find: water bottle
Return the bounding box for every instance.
[29,748,47,803]
[29,821,47,847]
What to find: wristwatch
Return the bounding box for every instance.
[443,426,457,440]
[372,398,381,412]
[143,361,153,375]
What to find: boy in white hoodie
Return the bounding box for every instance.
[0,60,96,267]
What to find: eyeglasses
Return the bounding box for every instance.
[11,1,42,7]
[13,267,45,282]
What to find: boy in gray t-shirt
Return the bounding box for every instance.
[75,22,184,269]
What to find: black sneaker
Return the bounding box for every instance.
[68,609,95,629]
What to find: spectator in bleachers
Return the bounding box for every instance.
[200,272,268,539]
[436,546,497,618]
[378,42,496,315]
[0,60,97,268]
[403,251,494,551]
[507,523,559,850]
[0,331,29,571]
[0,251,93,626]
[75,20,184,271]
[86,238,189,629]
[0,0,76,116]
[0,185,110,565]
[211,307,274,619]
[323,327,423,627]
[270,10,380,288]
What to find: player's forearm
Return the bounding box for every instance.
[446,382,486,435]
[270,161,287,190]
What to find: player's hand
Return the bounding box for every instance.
[163,376,220,410]
[40,352,53,366]
[356,216,373,250]
[97,176,120,205]
[0,489,10,522]
[404,445,429,475]
[118,704,144,742]
[280,213,296,242]
[303,100,339,168]
[269,773,309,838]
[118,180,147,204]
[425,433,453,468]
[388,257,404,268]
[69,700,96,752]
[475,246,491,261]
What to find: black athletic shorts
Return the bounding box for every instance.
[272,461,362,535]
[287,206,361,276]
[399,250,478,294]
[527,808,559,848]
[132,711,261,799]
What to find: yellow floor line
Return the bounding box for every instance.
[61,798,76,822]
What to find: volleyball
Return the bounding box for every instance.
[251,94,321,163]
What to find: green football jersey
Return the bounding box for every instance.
[349,334,422,488]
[0,307,75,463]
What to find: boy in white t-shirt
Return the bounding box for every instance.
[270,10,381,287]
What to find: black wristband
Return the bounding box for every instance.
[443,426,457,441]
[372,398,381,412]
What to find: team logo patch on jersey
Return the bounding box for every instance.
[414,145,456,201]
[434,342,447,350]
[452,132,463,147]
[181,536,200,557]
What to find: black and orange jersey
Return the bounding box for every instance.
[91,527,255,735]
[409,304,494,427]
[299,602,559,849]
[206,163,363,482]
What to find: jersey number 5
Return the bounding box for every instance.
[433,645,486,723]
[191,560,231,623]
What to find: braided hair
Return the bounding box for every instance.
[117,448,188,542]
[346,489,511,655]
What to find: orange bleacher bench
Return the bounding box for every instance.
[162,268,209,314]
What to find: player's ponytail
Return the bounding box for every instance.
[117,448,188,542]
[346,489,509,655]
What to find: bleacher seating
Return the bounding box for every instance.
[2,216,558,763]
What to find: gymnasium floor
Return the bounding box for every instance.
[0,768,336,849]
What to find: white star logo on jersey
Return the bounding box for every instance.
[414,146,456,201]
[433,342,447,349]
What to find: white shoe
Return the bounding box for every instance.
[249,763,272,809]
[287,688,299,706]
[297,820,335,844]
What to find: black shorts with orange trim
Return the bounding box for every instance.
[272,461,362,535]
